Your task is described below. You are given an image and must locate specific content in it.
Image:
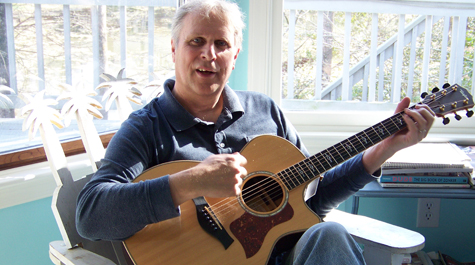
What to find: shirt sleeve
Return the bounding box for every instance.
[306,152,380,218]
[76,111,180,241]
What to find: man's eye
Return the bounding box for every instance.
[192,38,202,44]
[216,40,228,47]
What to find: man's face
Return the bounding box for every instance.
[171,11,240,99]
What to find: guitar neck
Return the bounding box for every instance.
[279,110,407,190]
[279,83,475,190]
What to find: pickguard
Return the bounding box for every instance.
[229,203,294,258]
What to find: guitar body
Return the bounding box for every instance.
[123,135,322,265]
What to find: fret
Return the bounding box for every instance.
[342,139,357,156]
[381,118,396,134]
[369,126,383,141]
[380,122,392,135]
[389,114,406,132]
[350,135,366,152]
[296,163,310,183]
[371,124,386,140]
[332,145,345,161]
[388,115,402,131]
[347,138,359,154]
[359,130,374,146]
[280,168,297,190]
[303,159,321,177]
[291,165,306,184]
[313,153,331,172]
[321,149,337,168]
[309,155,327,173]
[277,171,292,190]
[297,162,314,182]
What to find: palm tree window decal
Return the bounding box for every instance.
[96,68,143,122]
[57,82,105,171]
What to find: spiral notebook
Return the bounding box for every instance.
[382,142,473,174]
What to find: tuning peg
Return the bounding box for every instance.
[443,83,450,89]
[432,87,440,93]
[455,113,462,121]
[443,117,450,125]
[421,92,428,99]
[467,110,474,117]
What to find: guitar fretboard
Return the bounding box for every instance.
[278,111,408,190]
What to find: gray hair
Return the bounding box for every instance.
[171,0,245,49]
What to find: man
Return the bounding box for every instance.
[76,0,435,264]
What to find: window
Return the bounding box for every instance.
[248,0,475,152]
[0,0,178,163]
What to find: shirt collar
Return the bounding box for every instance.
[157,78,244,132]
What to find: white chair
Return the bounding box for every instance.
[48,169,131,265]
[325,209,424,265]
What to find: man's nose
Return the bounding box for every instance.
[201,43,217,61]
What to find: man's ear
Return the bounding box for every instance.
[171,39,176,63]
[233,48,240,70]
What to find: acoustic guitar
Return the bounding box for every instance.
[123,84,473,265]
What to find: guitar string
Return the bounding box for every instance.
[212,109,441,220]
[209,113,407,218]
[208,91,462,219]
[231,110,408,207]
[211,102,420,217]
[210,107,412,217]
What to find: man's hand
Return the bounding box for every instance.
[169,153,247,207]
[362,97,435,175]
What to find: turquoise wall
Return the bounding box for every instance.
[339,197,475,263]
[0,197,62,265]
[227,0,249,91]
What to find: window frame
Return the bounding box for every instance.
[247,0,475,153]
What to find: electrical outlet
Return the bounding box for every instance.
[417,198,440,227]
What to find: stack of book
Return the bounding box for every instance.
[379,142,474,188]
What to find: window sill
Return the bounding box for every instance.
[0,132,116,171]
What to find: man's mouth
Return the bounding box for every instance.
[197,69,215,75]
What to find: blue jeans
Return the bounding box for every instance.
[281,222,366,265]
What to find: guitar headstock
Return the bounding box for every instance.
[421,83,474,125]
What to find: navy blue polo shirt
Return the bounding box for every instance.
[76,79,377,241]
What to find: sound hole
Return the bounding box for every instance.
[241,174,285,216]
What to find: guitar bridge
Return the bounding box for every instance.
[193,197,234,250]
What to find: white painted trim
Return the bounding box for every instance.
[248,0,284,104]
[0,153,94,209]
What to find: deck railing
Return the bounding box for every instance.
[1,0,177,98]
[283,0,475,104]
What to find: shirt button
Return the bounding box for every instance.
[219,143,225,148]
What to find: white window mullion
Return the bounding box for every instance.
[392,14,405,102]
[63,5,72,85]
[438,16,450,89]
[407,25,418,100]
[368,13,378,102]
[342,12,351,101]
[421,15,433,94]
[120,6,127,73]
[448,16,459,85]
[91,5,100,88]
[148,6,154,82]
[5,3,17,93]
[287,9,296,99]
[378,50,385,101]
[35,4,45,91]
[314,11,324,100]
[454,16,467,85]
